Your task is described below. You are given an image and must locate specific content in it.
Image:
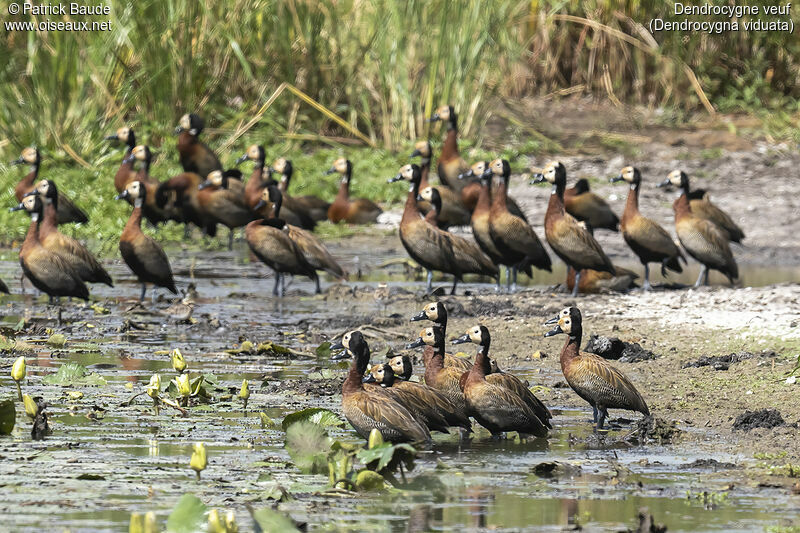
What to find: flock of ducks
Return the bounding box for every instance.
[333,302,650,443]
[3,105,744,303]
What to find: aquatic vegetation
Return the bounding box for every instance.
[0,399,15,435]
[10,355,25,400]
[41,362,106,387]
[190,443,208,481]
[170,348,187,374]
[238,379,250,410]
[22,394,37,419]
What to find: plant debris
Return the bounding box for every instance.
[584,335,657,363]
[732,409,785,431]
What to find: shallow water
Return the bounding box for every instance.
[0,236,798,531]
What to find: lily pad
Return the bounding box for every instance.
[315,341,331,358]
[257,341,293,356]
[250,508,301,533]
[42,363,107,387]
[356,442,416,471]
[284,421,332,474]
[0,399,15,435]
[281,408,344,431]
[165,493,207,533]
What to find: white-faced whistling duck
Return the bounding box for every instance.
[453,325,549,438]
[658,171,738,287]
[544,307,649,430]
[532,161,615,296]
[409,301,472,371]
[25,180,112,287]
[410,140,471,228]
[460,161,529,221]
[660,170,744,244]
[155,169,216,236]
[418,186,499,286]
[273,158,330,223]
[246,185,318,297]
[386,354,414,381]
[429,105,470,193]
[483,159,552,292]
[116,182,178,301]
[610,167,686,291]
[563,178,619,232]
[198,170,256,249]
[406,326,469,416]
[364,363,472,434]
[326,158,382,224]
[390,164,471,294]
[236,145,311,229]
[11,195,89,302]
[175,113,224,180]
[461,162,504,289]
[254,186,346,293]
[12,147,88,225]
[331,331,431,444]
[105,126,138,193]
[129,145,182,226]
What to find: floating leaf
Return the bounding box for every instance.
[281,408,344,431]
[355,469,386,491]
[356,442,416,471]
[284,421,331,474]
[47,334,67,347]
[260,481,293,502]
[42,363,106,387]
[165,494,207,533]
[315,341,331,358]
[250,508,300,533]
[0,399,15,435]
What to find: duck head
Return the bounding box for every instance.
[24,179,58,207]
[254,185,283,218]
[105,126,136,148]
[388,163,421,186]
[429,105,456,130]
[363,363,397,386]
[386,354,413,381]
[530,161,566,188]
[406,326,444,352]
[410,301,447,326]
[115,181,146,207]
[272,158,292,183]
[611,166,641,188]
[175,113,204,136]
[325,158,351,182]
[199,170,227,190]
[452,325,490,350]
[410,140,432,160]
[460,160,488,181]
[417,186,441,213]
[658,169,688,191]
[544,306,582,339]
[11,147,40,167]
[236,144,265,165]
[481,158,511,183]
[10,194,43,220]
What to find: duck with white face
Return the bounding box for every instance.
[116,181,178,302]
[452,325,549,439]
[609,166,685,291]
[544,306,650,430]
[531,161,615,296]
[326,158,382,224]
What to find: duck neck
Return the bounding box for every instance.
[441,126,459,161]
[475,181,491,214]
[23,213,40,249]
[279,169,291,193]
[402,178,423,223]
[343,347,370,395]
[491,176,508,211]
[126,200,144,231]
[560,330,582,369]
[673,191,692,221]
[336,173,351,200]
[469,342,492,380]
[21,163,39,189]
[419,158,431,187]
[546,180,566,216]
[177,130,196,150]
[40,201,59,237]
[423,344,445,381]
[624,181,641,217]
